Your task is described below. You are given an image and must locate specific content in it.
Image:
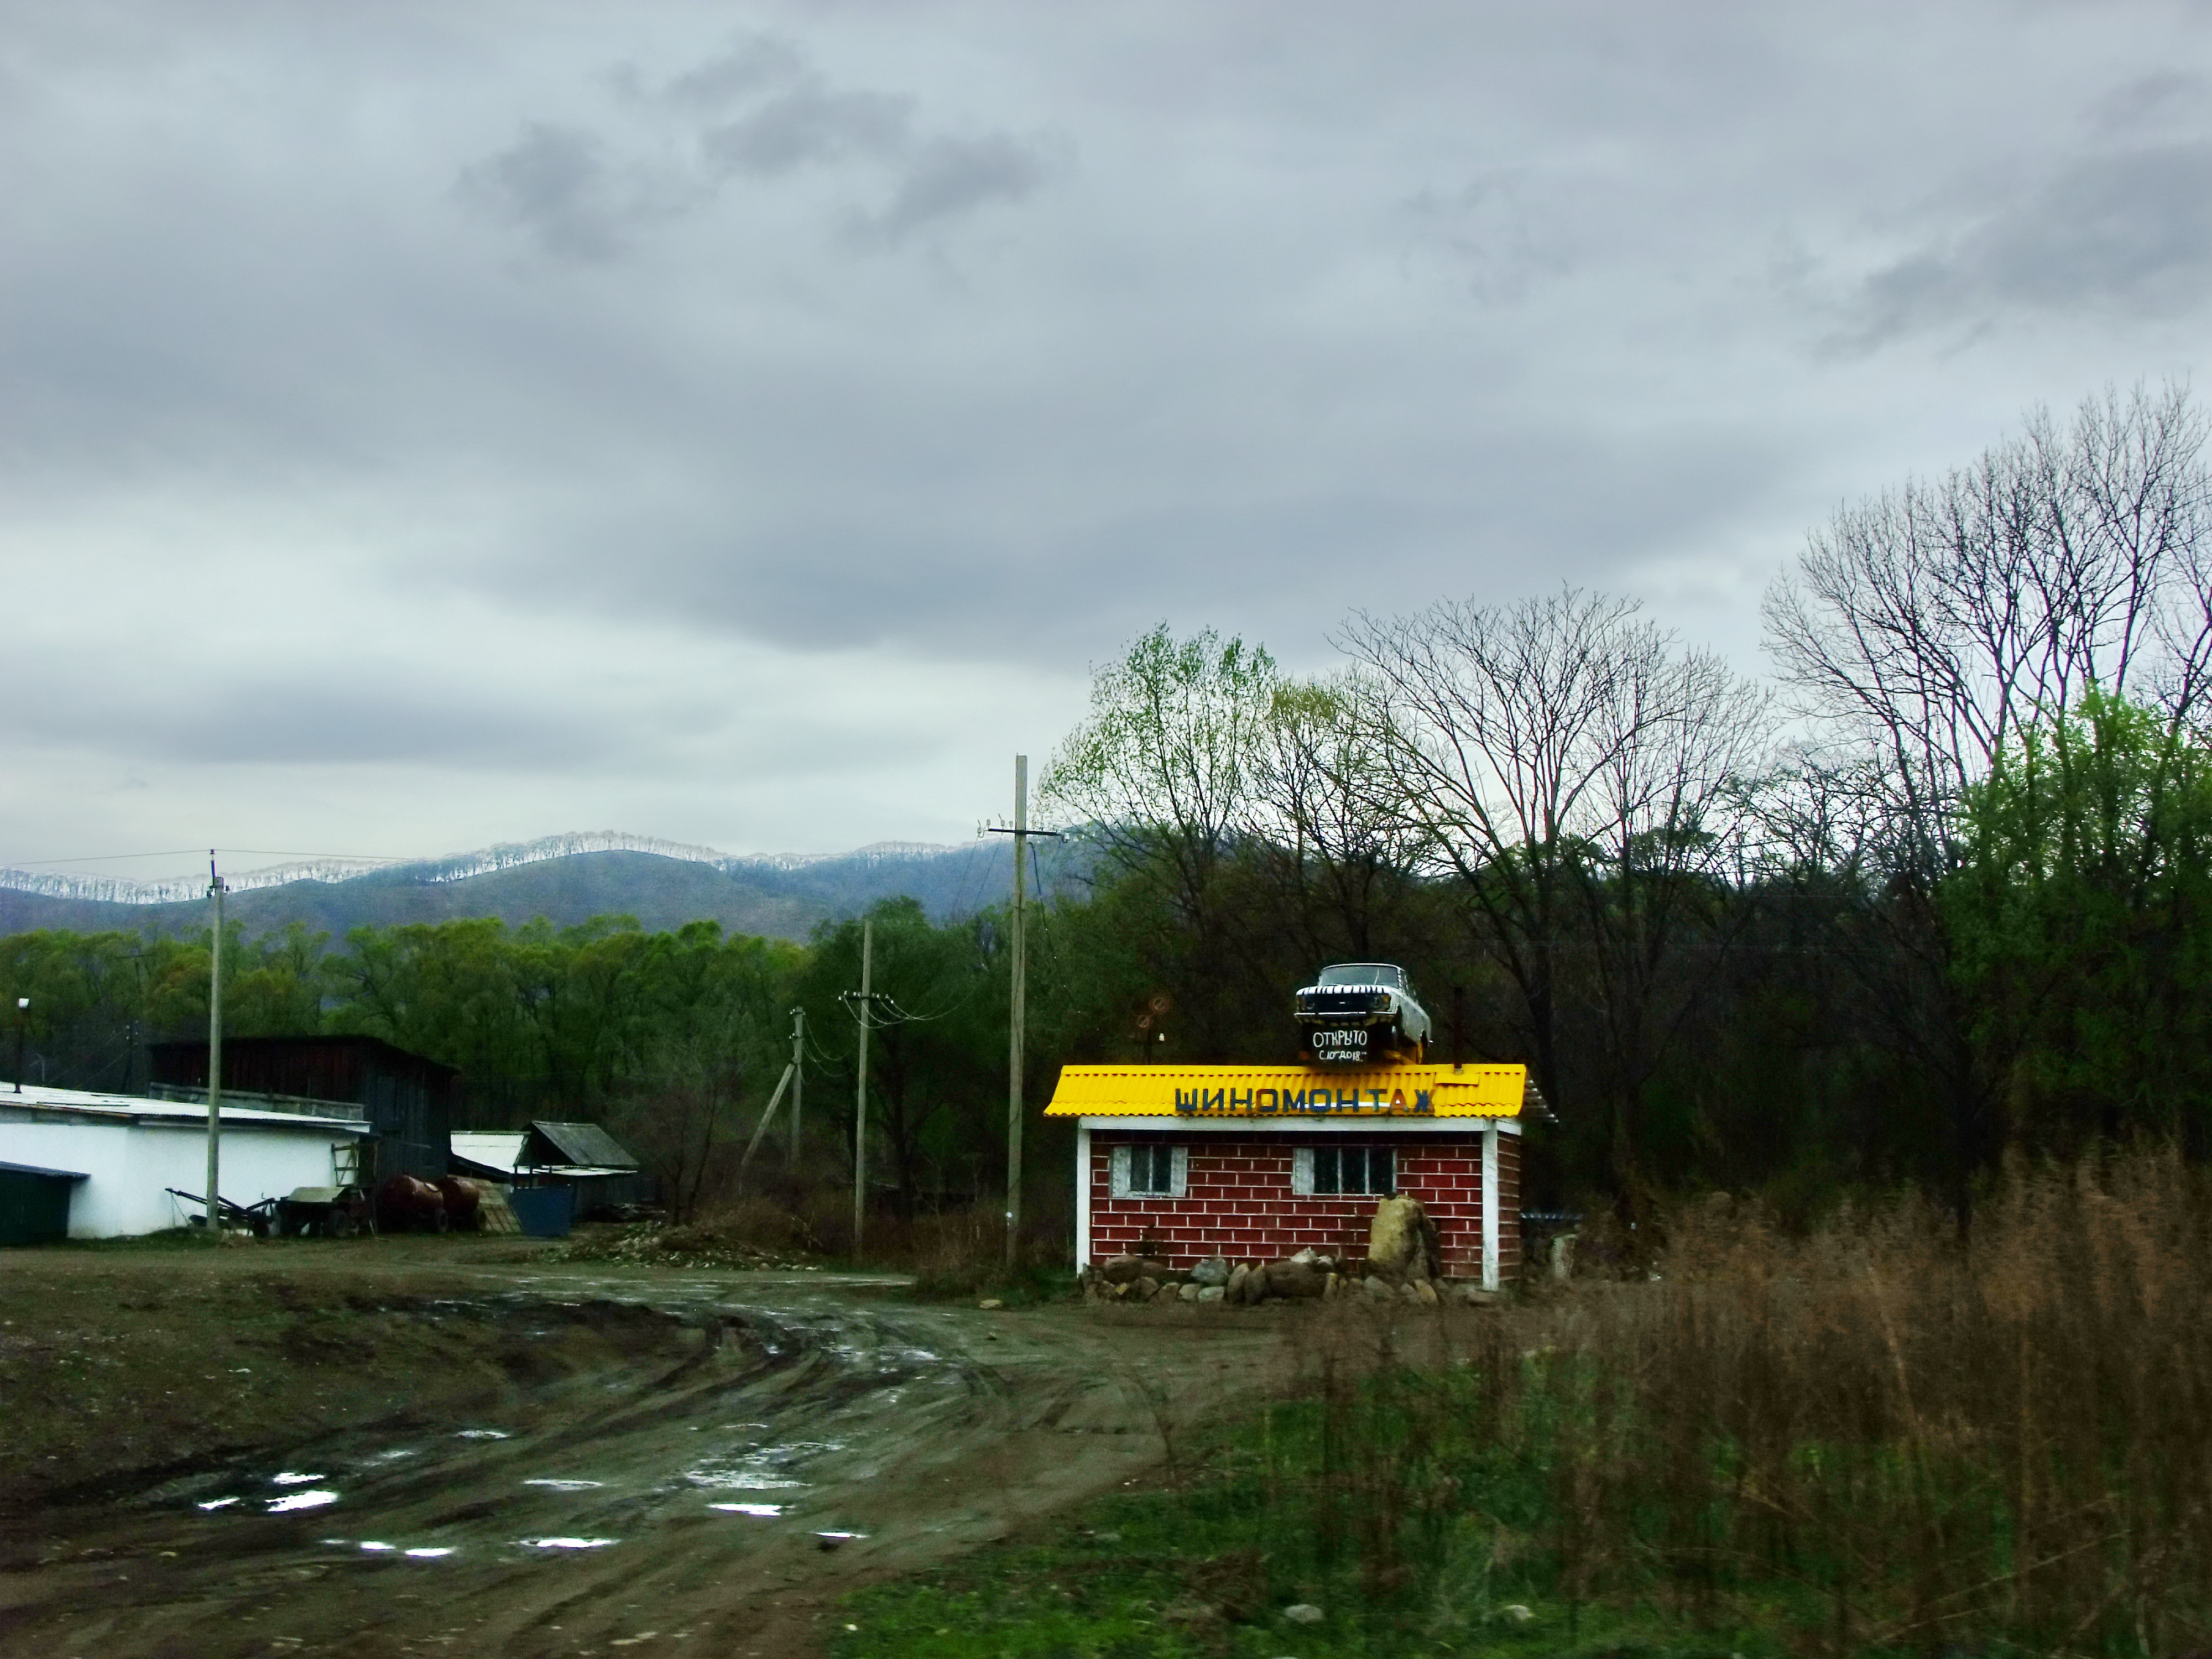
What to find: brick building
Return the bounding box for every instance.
[1045,1062,1535,1290]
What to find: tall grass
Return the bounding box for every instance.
[1281,1145,2212,1653]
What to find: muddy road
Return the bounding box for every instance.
[0,1249,1287,1659]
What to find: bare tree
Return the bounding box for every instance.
[1339,587,1768,1187]
[1241,674,1430,963]
[1760,382,2212,1215]
[1765,382,2212,872]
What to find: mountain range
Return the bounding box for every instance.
[0,833,1072,943]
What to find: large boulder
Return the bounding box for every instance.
[1100,1254,1172,1285]
[1262,1258,1328,1300]
[1368,1196,1439,1280]
[1189,1255,1232,1288]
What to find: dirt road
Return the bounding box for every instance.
[0,1246,1287,1659]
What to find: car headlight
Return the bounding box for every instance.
[1370,993,1391,1012]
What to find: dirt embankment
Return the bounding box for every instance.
[0,1239,1287,1659]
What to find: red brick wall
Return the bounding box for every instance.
[1087,1131,1515,1278]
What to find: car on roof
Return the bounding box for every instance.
[1293,962,1433,1066]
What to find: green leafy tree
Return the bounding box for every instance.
[1947,688,2212,1155]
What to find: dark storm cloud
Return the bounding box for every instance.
[455,122,631,260]
[12,655,632,771]
[8,1,2212,861]
[1845,143,2212,346]
[458,29,1063,262]
[700,87,912,175]
[846,132,1060,246]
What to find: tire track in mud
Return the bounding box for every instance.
[1,1272,1282,1659]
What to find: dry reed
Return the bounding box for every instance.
[1277,1145,2212,1653]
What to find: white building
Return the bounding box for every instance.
[0,1084,371,1238]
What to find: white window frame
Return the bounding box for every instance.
[1109,1143,1186,1198]
[1295,1144,1394,1196]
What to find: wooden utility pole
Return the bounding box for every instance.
[205,854,227,1233]
[853,919,872,1257]
[1006,756,1028,1265]
[983,760,1061,1267]
[789,1004,805,1168]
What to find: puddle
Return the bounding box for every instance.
[456,1430,511,1441]
[270,1472,325,1486]
[266,1490,340,1514]
[682,1470,805,1490]
[708,1503,783,1517]
[517,1536,619,1550]
[521,1478,603,1491]
[195,1497,242,1511]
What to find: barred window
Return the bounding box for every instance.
[1129,1144,1175,1196]
[1295,1145,1394,1196]
[1110,1144,1188,1198]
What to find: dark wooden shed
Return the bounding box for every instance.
[148,1035,458,1182]
[0,1160,86,1246]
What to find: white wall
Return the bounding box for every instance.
[0,1119,357,1237]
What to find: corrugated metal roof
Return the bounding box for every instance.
[450,1131,528,1174]
[0,1159,90,1180]
[0,1084,370,1134]
[1043,1062,1527,1120]
[529,1121,639,1168]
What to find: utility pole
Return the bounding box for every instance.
[13,997,27,1093]
[853,920,872,1257]
[789,1005,805,1169]
[1006,757,1028,1265]
[985,758,1062,1267]
[205,853,227,1233]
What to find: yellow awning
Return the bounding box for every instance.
[1042,1062,1527,1120]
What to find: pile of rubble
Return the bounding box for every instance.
[1081,1196,1499,1308]
[545,1222,817,1271]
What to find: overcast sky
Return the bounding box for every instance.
[4,0,2210,885]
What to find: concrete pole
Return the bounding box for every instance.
[1006,755,1027,1266]
[205,858,227,1233]
[853,919,872,1258]
[788,1005,805,1169]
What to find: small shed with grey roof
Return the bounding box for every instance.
[449,1120,653,1217]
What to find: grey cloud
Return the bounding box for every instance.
[701,87,912,176]
[1843,143,2212,346]
[19,672,628,771]
[465,35,1058,259]
[847,132,1061,246]
[650,34,808,112]
[2088,72,2205,137]
[454,122,628,260]
[1400,172,1574,304]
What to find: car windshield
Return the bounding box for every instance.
[1317,963,1405,989]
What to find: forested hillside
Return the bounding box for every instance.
[0,840,1022,943]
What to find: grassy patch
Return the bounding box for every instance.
[903,1261,1078,1306]
[831,1387,1788,1659]
[840,1147,2212,1656]
[43,1224,227,1251]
